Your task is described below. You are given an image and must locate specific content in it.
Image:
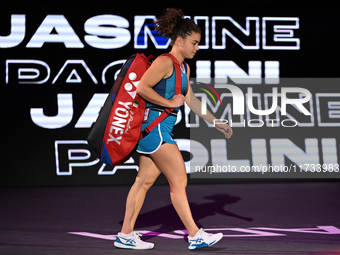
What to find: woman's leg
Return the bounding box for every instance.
[150,143,199,237]
[121,154,161,234]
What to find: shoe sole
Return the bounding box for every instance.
[114,241,154,250]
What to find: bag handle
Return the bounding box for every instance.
[140,53,183,139]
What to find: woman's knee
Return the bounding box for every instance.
[134,175,156,191]
[168,175,188,191]
[142,178,156,191]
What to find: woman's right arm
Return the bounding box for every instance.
[136,56,184,109]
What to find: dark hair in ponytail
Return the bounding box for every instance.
[155,8,201,44]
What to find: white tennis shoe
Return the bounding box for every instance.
[188,228,223,250]
[114,231,154,250]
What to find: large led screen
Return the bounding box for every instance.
[1,1,339,186]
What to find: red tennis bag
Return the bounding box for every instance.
[87,53,182,166]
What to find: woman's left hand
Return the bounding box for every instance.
[215,123,233,139]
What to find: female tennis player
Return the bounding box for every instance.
[114,8,233,250]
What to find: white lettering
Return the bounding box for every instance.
[281,88,312,116]
[31,93,73,129]
[0,15,26,48]
[107,133,121,144]
[6,59,50,84]
[27,15,84,48]
[262,17,300,50]
[212,17,260,50]
[84,15,130,49]
[270,138,319,169]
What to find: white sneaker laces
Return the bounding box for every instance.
[198,228,210,238]
[133,232,142,240]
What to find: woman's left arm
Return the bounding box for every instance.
[184,65,233,139]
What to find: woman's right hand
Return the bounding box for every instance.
[170,94,185,108]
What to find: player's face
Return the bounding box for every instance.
[181,32,200,59]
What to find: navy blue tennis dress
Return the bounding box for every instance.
[137,62,188,154]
